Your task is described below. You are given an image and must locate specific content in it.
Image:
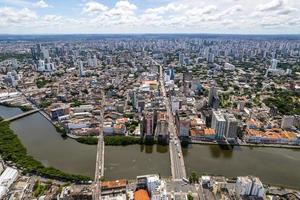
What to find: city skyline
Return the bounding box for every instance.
[0,0,300,34]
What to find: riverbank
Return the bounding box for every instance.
[190,140,300,149]
[76,136,146,146]
[0,121,91,182]
[0,102,32,112]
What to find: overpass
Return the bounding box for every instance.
[152,57,187,181]
[93,91,105,200]
[3,109,39,122]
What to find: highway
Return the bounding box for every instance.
[93,91,105,200]
[151,57,187,181]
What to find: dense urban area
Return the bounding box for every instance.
[0,34,300,199]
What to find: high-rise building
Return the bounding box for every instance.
[235,176,265,198]
[208,85,218,108]
[11,59,19,69]
[143,111,154,139]
[224,114,238,139]
[36,43,42,59]
[37,59,45,71]
[37,59,55,72]
[78,60,85,77]
[211,110,226,139]
[179,53,185,65]
[88,55,98,68]
[271,59,278,69]
[3,71,19,87]
[207,53,215,63]
[41,47,50,61]
[156,112,169,144]
[177,116,190,138]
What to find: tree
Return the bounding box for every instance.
[189,171,199,184]
[187,193,194,200]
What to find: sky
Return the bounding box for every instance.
[0,0,299,34]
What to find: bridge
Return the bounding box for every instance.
[93,91,105,200]
[153,57,187,181]
[4,109,39,122]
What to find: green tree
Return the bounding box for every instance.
[187,193,194,200]
[189,171,199,184]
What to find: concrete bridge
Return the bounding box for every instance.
[154,57,187,181]
[4,109,39,122]
[93,92,105,200]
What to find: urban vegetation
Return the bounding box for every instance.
[0,53,31,62]
[55,124,67,137]
[264,89,300,115]
[0,121,90,182]
[76,136,143,146]
[33,180,49,197]
[36,77,52,88]
[189,171,199,184]
[187,193,194,200]
[39,100,52,108]
[125,120,139,133]
[70,99,85,107]
[0,102,32,112]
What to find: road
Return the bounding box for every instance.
[93,91,105,200]
[151,57,187,181]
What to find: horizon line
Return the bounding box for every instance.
[1,33,300,36]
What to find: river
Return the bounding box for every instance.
[1,105,300,188]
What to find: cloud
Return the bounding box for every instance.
[2,0,51,9]
[115,0,137,11]
[0,7,37,23]
[257,0,285,11]
[276,7,297,15]
[0,0,300,34]
[145,2,187,15]
[83,1,108,15]
[44,14,61,21]
[34,0,50,8]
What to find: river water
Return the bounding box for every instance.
[1,105,300,188]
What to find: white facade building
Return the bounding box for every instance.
[211,110,226,139]
[235,176,265,198]
[0,167,18,199]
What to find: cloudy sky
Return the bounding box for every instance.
[0,0,299,34]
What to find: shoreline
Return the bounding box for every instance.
[0,121,91,183]
[2,104,299,150]
[75,135,300,149]
[190,140,300,149]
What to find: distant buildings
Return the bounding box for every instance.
[37,59,55,72]
[179,53,185,65]
[224,62,235,70]
[78,60,85,77]
[271,59,278,70]
[3,71,19,87]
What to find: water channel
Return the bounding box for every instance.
[1,105,300,188]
